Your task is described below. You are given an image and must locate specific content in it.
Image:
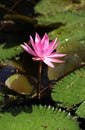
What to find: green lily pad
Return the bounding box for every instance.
[34,0,84,17]
[48,40,85,80]
[35,6,85,26]
[51,67,85,108]
[48,10,85,80]
[0,105,79,130]
[48,12,85,41]
[0,32,24,62]
[0,43,22,61]
[76,101,85,119]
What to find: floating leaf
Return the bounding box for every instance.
[34,0,84,17]
[76,101,85,119]
[0,43,22,61]
[0,32,23,62]
[48,40,85,80]
[51,67,85,108]
[48,11,85,80]
[35,8,85,26]
[5,74,34,95]
[0,105,79,130]
[48,12,85,42]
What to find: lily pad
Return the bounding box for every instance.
[0,32,23,62]
[48,12,85,41]
[35,6,85,26]
[48,11,85,80]
[48,40,85,80]
[0,105,79,130]
[76,101,85,119]
[34,0,84,17]
[51,67,85,108]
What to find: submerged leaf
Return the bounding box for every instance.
[5,74,34,95]
[4,60,25,74]
[0,93,4,102]
[0,105,79,130]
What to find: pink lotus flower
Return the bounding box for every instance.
[21,33,66,68]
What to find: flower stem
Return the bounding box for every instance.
[37,61,42,99]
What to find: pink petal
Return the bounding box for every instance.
[54,59,65,63]
[35,33,41,43]
[45,38,58,55]
[44,57,64,63]
[49,38,57,50]
[47,53,66,58]
[49,38,57,46]
[43,58,55,68]
[35,42,42,55]
[32,57,42,61]
[34,33,49,56]
[30,36,35,49]
[41,33,49,50]
[21,44,37,56]
[30,36,39,54]
[30,35,42,56]
[53,42,60,50]
[24,42,29,48]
